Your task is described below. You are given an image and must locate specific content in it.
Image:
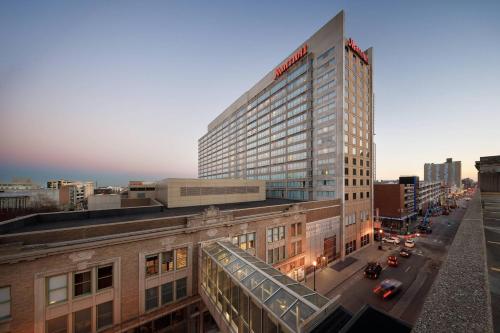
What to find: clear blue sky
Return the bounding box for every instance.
[1,0,499,186]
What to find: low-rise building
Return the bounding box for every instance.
[155,178,265,208]
[0,178,40,191]
[128,181,156,199]
[0,197,342,333]
[59,181,95,210]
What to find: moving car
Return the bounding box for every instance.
[387,255,398,267]
[400,248,411,258]
[404,239,415,248]
[373,279,403,299]
[382,237,401,245]
[364,262,382,279]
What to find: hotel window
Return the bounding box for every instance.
[345,193,349,201]
[360,169,364,176]
[73,271,91,297]
[353,169,357,176]
[146,254,159,276]
[290,222,302,237]
[353,179,357,186]
[344,168,348,175]
[97,265,113,290]
[162,251,174,272]
[345,179,348,186]
[0,287,10,320]
[47,274,67,305]
[73,308,91,333]
[47,315,67,333]
[232,232,256,251]
[353,193,357,200]
[145,287,159,311]
[161,282,174,305]
[360,192,364,199]
[176,247,188,270]
[97,301,113,330]
[291,240,302,256]
[360,179,364,186]
[367,192,370,198]
[176,277,187,300]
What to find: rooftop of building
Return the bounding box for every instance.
[0,198,341,257]
[0,198,300,235]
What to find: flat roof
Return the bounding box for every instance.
[0,198,300,235]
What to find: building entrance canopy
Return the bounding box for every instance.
[200,240,336,332]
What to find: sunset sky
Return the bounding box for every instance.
[1,0,499,186]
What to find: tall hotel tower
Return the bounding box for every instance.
[199,11,374,257]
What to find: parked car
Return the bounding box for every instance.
[400,248,411,257]
[387,256,399,267]
[404,239,415,248]
[443,209,450,215]
[364,262,382,279]
[416,225,432,234]
[382,237,401,245]
[373,279,403,299]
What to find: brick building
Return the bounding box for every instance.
[0,197,345,333]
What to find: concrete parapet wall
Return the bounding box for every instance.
[412,192,494,333]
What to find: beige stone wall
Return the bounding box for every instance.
[156,178,266,208]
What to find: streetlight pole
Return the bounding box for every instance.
[312,261,317,291]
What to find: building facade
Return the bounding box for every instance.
[0,199,341,333]
[417,181,443,212]
[198,11,374,258]
[128,181,156,200]
[424,158,462,190]
[475,155,500,192]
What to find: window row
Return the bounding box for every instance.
[145,277,187,311]
[46,301,113,333]
[47,264,113,305]
[145,247,188,277]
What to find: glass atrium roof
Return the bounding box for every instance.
[202,240,332,332]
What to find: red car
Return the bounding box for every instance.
[387,255,399,267]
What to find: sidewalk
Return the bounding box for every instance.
[303,242,394,297]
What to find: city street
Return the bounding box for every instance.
[324,199,468,325]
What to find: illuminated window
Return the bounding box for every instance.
[47,275,67,305]
[176,247,188,270]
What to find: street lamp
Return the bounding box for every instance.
[322,256,326,268]
[378,229,384,250]
[312,261,317,291]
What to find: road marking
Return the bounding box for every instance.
[405,266,411,273]
[488,241,500,245]
[382,266,388,271]
[491,267,500,272]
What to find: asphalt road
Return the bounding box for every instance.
[327,200,468,325]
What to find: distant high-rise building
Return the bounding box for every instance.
[424,158,462,189]
[199,11,374,258]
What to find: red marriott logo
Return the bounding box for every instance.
[274,45,308,79]
[347,38,369,64]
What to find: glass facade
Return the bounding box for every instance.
[198,56,314,201]
[201,241,330,333]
